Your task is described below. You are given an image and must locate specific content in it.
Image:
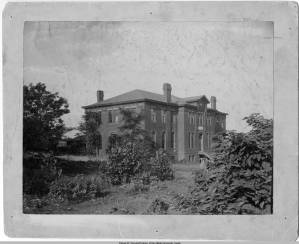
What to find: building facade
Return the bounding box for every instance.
[83,83,227,162]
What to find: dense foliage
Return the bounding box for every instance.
[23,82,70,151]
[149,150,174,181]
[49,174,110,203]
[106,109,156,185]
[23,152,60,196]
[23,153,111,212]
[79,111,102,156]
[176,113,273,214]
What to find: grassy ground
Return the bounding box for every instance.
[31,163,201,214]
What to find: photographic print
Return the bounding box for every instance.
[23,21,273,215]
[3,1,298,240]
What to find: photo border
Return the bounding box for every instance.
[3,1,298,240]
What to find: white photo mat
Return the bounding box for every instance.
[3,1,298,240]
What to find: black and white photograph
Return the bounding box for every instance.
[23,20,273,215]
[3,1,298,240]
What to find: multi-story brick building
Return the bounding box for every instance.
[83,83,227,162]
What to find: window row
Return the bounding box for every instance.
[105,107,137,123]
[151,109,177,124]
[188,112,204,126]
[152,131,176,149]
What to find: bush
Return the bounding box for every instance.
[175,113,273,214]
[106,133,155,185]
[150,150,174,181]
[147,198,170,214]
[23,152,59,196]
[48,173,110,203]
[106,109,155,185]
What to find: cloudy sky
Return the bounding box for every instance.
[24,21,273,132]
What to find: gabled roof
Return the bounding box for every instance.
[83,89,210,109]
[181,95,210,104]
[207,107,228,115]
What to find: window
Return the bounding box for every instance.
[152,131,156,145]
[189,112,194,124]
[98,111,102,124]
[108,110,120,123]
[108,110,113,123]
[198,114,203,126]
[207,116,212,126]
[109,132,118,147]
[189,132,194,148]
[127,107,137,117]
[171,131,175,149]
[189,113,196,124]
[98,134,102,149]
[162,131,166,149]
[192,133,195,148]
[161,110,166,123]
[172,113,177,125]
[151,109,157,122]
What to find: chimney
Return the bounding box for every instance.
[163,83,172,103]
[97,90,104,102]
[211,96,216,110]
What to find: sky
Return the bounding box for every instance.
[23,21,273,132]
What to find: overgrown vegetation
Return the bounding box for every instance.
[175,113,273,214]
[106,109,155,184]
[149,150,174,181]
[23,152,110,212]
[23,152,60,196]
[48,174,110,203]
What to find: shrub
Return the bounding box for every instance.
[147,198,170,214]
[106,109,155,185]
[23,152,59,196]
[48,174,110,203]
[150,150,174,181]
[106,142,146,185]
[175,113,273,214]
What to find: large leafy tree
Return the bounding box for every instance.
[79,111,102,156]
[23,82,70,151]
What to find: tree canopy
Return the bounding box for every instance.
[23,82,70,151]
